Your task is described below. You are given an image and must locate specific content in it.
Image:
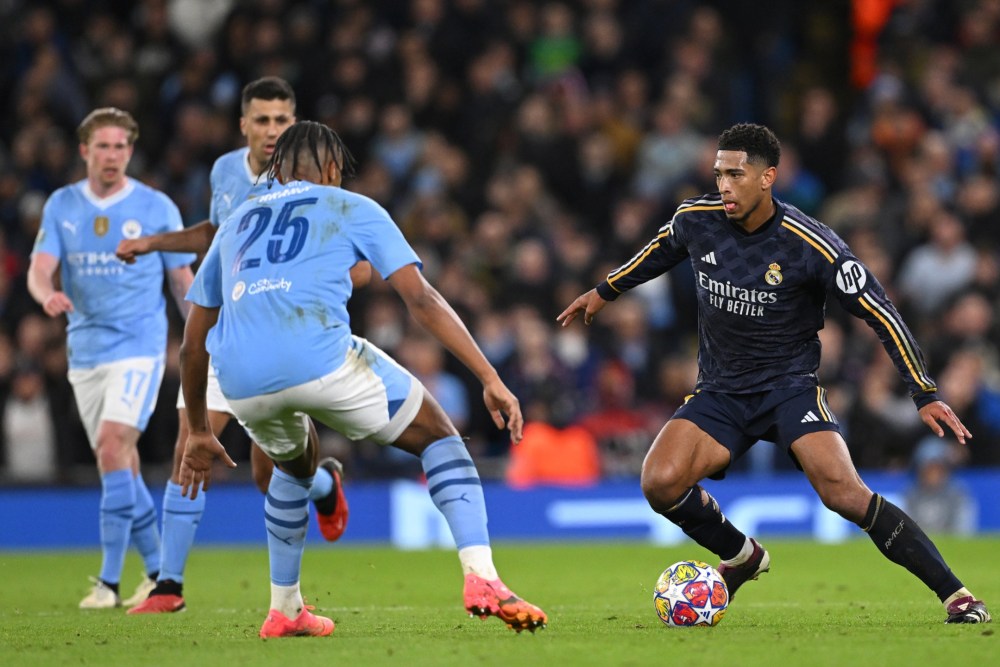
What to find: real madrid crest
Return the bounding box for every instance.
[764,262,783,285]
[94,216,109,237]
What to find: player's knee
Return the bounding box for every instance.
[640,461,688,512]
[95,442,131,473]
[814,480,868,522]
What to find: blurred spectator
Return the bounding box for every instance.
[631,99,703,203]
[2,360,56,482]
[903,438,976,535]
[772,144,824,216]
[397,331,470,432]
[896,210,976,317]
[934,345,1000,467]
[845,352,925,469]
[372,102,425,187]
[506,405,601,488]
[795,85,848,193]
[497,307,579,454]
[529,2,581,82]
[577,359,660,478]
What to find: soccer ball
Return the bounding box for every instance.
[653,560,729,627]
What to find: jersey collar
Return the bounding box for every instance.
[242,147,264,185]
[81,178,136,210]
[726,198,784,240]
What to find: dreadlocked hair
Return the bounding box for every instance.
[265,120,356,186]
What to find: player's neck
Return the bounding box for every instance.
[86,176,128,199]
[738,197,776,234]
[247,153,266,178]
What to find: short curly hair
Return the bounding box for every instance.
[717,123,781,168]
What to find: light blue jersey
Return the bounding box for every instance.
[33,179,195,369]
[209,147,267,227]
[188,180,421,399]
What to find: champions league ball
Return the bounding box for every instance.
[653,560,729,627]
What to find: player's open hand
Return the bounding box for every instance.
[918,400,972,445]
[482,376,524,444]
[179,431,237,499]
[557,288,608,327]
[115,238,151,264]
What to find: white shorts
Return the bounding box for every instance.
[176,364,233,414]
[68,356,166,450]
[228,336,424,461]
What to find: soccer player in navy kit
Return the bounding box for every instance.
[558,123,990,624]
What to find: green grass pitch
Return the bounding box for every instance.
[1,538,995,667]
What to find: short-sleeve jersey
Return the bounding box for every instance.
[33,179,195,369]
[188,179,421,399]
[209,147,262,228]
[596,194,939,407]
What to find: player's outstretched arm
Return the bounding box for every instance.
[387,264,523,443]
[27,252,74,316]
[557,288,608,327]
[116,220,218,264]
[918,400,973,446]
[178,303,235,498]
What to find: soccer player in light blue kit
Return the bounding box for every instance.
[178,121,548,637]
[116,78,357,614]
[27,108,196,609]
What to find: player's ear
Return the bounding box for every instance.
[761,165,777,190]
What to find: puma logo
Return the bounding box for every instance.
[440,493,470,507]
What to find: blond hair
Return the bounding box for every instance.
[77,107,139,145]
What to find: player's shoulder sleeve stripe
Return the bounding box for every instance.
[607,235,666,286]
[674,194,725,218]
[780,215,838,264]
[608,196,712,287]
[857,292,936,391]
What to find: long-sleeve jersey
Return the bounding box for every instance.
[595,194,939,408]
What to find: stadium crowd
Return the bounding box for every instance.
[1,0,1000,485]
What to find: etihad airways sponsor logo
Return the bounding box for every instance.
[66,251,126,276]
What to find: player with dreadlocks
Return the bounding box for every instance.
[178,120,549,637]
[119,78,360,615]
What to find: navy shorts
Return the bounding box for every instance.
[671,386,841,478]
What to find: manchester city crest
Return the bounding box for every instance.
[122,219,142,239]
[764,262,783,285]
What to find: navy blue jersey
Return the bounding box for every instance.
[595,194,939,408]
